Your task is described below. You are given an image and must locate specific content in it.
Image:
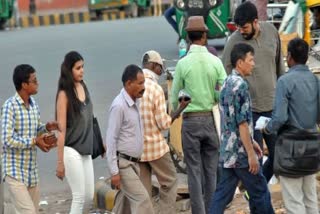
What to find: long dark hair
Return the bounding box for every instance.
[56,51,84,120]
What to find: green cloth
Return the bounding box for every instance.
[171,45,227,112]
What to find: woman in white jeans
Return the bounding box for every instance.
[55,51,94,213]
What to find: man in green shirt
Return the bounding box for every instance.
[171,16,227,214]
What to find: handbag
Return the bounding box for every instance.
[92,116,105,159]
[273,126,320,178]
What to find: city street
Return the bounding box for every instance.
[1,16,318,213]
[0,15,226,196]
[0,16,183,195]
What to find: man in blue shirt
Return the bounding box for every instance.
[263,38,319,214]
[210,43,274,214]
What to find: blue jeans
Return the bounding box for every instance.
[210,168,274,214]
[164,6,178,34]
[253,111,277,182]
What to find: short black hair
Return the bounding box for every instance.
[121,64,143,86]
[234,1,258,26]
[13,64,35,91]
[287,38,309,64]
[187,31,205,43]
[230,43,255,68]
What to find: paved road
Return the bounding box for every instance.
[0,18,225,203]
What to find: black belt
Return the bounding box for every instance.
[117,152,140,162]
[183,111,212,119]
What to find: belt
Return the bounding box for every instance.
[117,152,140,162]
[183,111,212,119]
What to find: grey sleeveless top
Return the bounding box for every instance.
[65,82,93,155]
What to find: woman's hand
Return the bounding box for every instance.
[56,161,65,180]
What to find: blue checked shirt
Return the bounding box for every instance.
[1,93,46,187]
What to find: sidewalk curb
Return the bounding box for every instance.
[8,4,171,28]
[10,12,90,28]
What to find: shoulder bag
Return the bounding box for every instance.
[273,74,320,178]
[92,116,105,159]
[273,127,320,178]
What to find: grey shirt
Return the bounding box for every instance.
[222,22,285,112]
[106,88,144,176]
[65,82,93,155]
[266,64,320,133]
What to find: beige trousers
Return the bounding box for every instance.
[113,157,154,214]
[139,152,177,214]
[280,174,319,214]
[6,176,40,214]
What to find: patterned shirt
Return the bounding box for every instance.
[219,70,254,168]
[1,93,46,187]
[140,69,171,162]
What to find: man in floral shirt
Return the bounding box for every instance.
[210,43,274,214]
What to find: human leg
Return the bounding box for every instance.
[182,116,206,214]
[64,146,87,214]
[236,168,274,214]
[209,168,239,214]
[27,185,40,214]
[6,176,39,214]
[149,152,178,214]
[252,112,264,166]
[82,155,94,212]
[280,176,305,214]
[157,0,162,15]
[253,111,277,183]
[302,174,319,214]
[261,111,276,182]
[113,191,131,214]
[201,116,219,213]
[164,7,178,33]
[138,162,152,197]
[116,158,154,214]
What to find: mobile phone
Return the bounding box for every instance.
[178,96,191,102]
[45,132,56,138]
